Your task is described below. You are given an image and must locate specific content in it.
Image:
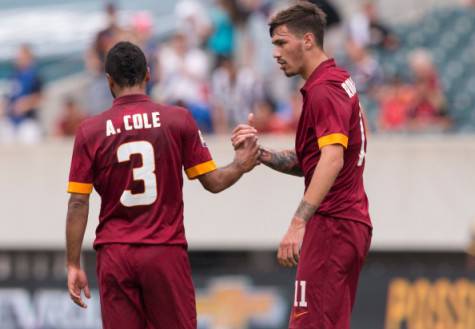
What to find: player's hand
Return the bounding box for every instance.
[233,135,260,173]
[231,113,258,149]
[277,217,306,267]
[67,265,91,308]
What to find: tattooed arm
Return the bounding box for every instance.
[277,144,345,268]
[259,147,304,177]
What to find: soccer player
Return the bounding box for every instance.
[65,41,259,329]
[232,3,372,328]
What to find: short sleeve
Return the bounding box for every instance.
[67,126,94,194]
[182,111,217,179]
[311,85,351,149]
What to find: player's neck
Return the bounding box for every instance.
[300,51,329,80]
[114,86,147,99]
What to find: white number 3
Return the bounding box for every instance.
[117,141,157,207]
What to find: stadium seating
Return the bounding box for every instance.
[373,7,475,130]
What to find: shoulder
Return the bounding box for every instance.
[308,71,355,102]
[157,103,193,128]
[157,103,189,119]
[75,111,107,144]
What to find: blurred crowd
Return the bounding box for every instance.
[0,0,460,144]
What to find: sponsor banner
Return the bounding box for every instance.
[0,251,474,329]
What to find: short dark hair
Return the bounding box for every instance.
[269,2,327,49]
[105,41,147,87]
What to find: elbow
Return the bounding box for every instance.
[203,184,223,194]
[68,198,87,210]
[335,156,344,171]
[326,155,344,173]
[68,194,89,211]
[204,184,223,194]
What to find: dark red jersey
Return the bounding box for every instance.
[296,59,371,227]
[67,94,216,248]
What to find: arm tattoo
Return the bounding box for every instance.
[294,199,317,222]
[259,147,303,176]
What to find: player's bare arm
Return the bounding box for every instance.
[65,193,91,308]
[198,138,259,193]
[278,144,344,267]
[259,147,304,177]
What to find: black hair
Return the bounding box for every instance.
[105,41,147,87]
[269,2,327,49]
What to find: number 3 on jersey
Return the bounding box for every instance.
[117,141,157,207]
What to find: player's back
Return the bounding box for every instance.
[68,94,215,248]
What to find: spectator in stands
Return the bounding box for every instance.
[406,49,451,131]
[153,29,213,132]
[211,56,263,133]
[104,2,122,36]
[238,0,298,121]
[377,50,451,132]
[0,96,14,144]
[4,44,43,144]
[55,97,86,137]
[206,0,239,59]
[344,41,383,95]
[175,0,212,48]
[377,76,414,131]
[238,0,274,76]
[84,2,125,116]
[347,1,399,51]
[131,11,158,94]
[154,30,210,106]
[252,96,291,134]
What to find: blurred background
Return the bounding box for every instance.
[0,0,474,328]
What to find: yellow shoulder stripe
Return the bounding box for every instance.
[185,160,217,179]
[317,133,348,149]
[68,181,93,194]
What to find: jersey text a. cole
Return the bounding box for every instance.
[106,112,161,136]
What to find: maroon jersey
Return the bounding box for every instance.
[67,94,216,248]
[296,59,371,227]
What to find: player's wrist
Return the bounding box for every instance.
[293,199,317,223]
[232,156,251,174]
[66,262,81,270]
[290,216,307,228]
[258,146,272,163]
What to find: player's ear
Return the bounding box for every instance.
[105,73,114,89]
[303,32,314,50]
[145,67,151,83]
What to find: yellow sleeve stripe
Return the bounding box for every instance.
[185,160,217,179]
[317,133,349,149]
[68,182,93,194]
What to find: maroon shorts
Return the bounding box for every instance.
[96,244,197,329]
[289,214,372,329]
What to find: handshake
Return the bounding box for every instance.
[230,114,269,173]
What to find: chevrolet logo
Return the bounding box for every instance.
[197,277,285,328]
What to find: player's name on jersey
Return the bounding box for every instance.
[106,112,161,136]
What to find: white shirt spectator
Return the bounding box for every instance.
[154,32,210,105]
[211,63,263,127]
